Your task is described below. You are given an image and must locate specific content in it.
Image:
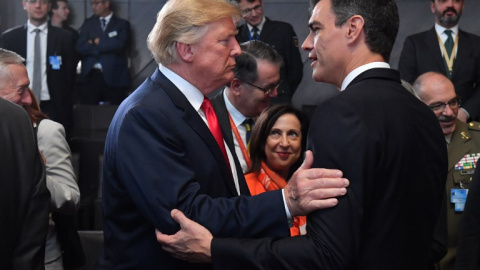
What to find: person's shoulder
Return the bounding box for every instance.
[112,15,130,26]
[265,17,294,29]
[1,24,25,36]
[467,121,480,133]
[405,27,432,39]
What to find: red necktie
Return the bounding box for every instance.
[201,97,230,167]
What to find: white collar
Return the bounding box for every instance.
[435,23,459,38]
[341,62,390,91]
[247,16,266,33]
[159,64,204,112]
[223,88,247,127]
[27,20,48,33]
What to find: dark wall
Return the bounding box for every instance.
[1,0,479,108]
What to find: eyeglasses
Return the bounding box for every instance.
[429,97,461,112]
[239,78,281,96]
[91,1,104,6]
[241,4,263,17]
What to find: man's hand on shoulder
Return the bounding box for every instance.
[285,150,349,217]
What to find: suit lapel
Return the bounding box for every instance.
[259,18,273,41]
[150,69,240,195]
[426,28,448,74]
[18,25,28,59]
[451,30,469,79]
[211,91,234,144]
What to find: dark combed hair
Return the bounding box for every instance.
[309,0,399,62]
[248,105,309,178]
[51,0,67,10]
[230,40,284,87]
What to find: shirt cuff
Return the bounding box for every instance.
[282,189,294,227]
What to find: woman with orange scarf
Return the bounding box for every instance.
[245,105,308,236]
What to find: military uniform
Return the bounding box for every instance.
[438,120,480,270]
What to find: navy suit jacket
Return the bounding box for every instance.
[102,69,289,269]
[0,98,50,270]
[211,68,447,270]
[399,27,480,120]
[76,14,130,88]
[236,17,303,102]
[0,24,76,130]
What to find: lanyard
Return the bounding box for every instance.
[437,32,459,74]
[228,113,251,170]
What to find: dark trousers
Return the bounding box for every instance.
[80,69,127,105]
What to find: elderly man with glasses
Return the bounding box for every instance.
[413,71,480,270]
[211,40,283,173]
[234,0,303,105]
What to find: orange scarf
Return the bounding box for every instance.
[245,161,307,236]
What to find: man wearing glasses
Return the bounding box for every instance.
[413,71,480,270]
[212,40,282,173]
[234,0,303,105]
[0,0,76,137]
[76,0,130,105]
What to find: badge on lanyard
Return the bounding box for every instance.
[49,55,62,70]
[451,188,469,212]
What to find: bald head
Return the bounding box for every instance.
[413,72,459,135]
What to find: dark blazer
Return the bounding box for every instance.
[398,27,480,120]
[236,17,303,103]
[101,69,290,269]
[0,24,76,131]
[456,167,480,270]
[0,98,50,270]
[211,68,448,270]
[76,14,130,88]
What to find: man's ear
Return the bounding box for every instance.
[346,15,365,44]
[176,42,194,63]
[230,78,242,95]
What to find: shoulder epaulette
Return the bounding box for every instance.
[468,121,480,131]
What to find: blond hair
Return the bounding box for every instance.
[147,0,241,65]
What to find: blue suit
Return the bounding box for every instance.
[102,69,289,269]
[76,14,130,88]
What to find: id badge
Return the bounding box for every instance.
[451,188,469,212]
[49,55,62,70]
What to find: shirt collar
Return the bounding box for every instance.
[100,12,113,24]
[247,16,266,33]
[341,62,390,91]
[435,23,459,38]
[27,20,48,33]
[223,88,247,127]
[159,64,205,112]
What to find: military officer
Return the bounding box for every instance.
[413,71,480,270]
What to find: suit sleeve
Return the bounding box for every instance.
[76,21,99,57]
[455,168,480,270]
[211,100,371,269]
[114,106,289,238]
[97,20,130,54]
[37,120,80,215]
[459,40,480,120]
[398,36,419,84]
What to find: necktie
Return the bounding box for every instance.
[252,26,259,40]
[32,28,42,103]
[243,118,253,144]
[201,97,230,167]
[101,18,107,31]
[444,30,454,58]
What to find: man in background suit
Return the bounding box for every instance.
[76,0,130,105]
[212,40,282,173]
[0,0,76,137]
[234,0,303,105]
[0,50,50,270]
[398,0,480,122]
[157,0,447,269]
[50,0,77,39]
[102,0,348,268]
[413,72,480,270]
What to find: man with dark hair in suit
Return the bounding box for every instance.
[0,50,50,270]
[76,0,130,105]
[0,0,76,137]
[49,0,77,39]
[156,0,448,269]
[101,0,348,268]
[399,0,480,122]
[212,40,283,173]
[234,0,303,105]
